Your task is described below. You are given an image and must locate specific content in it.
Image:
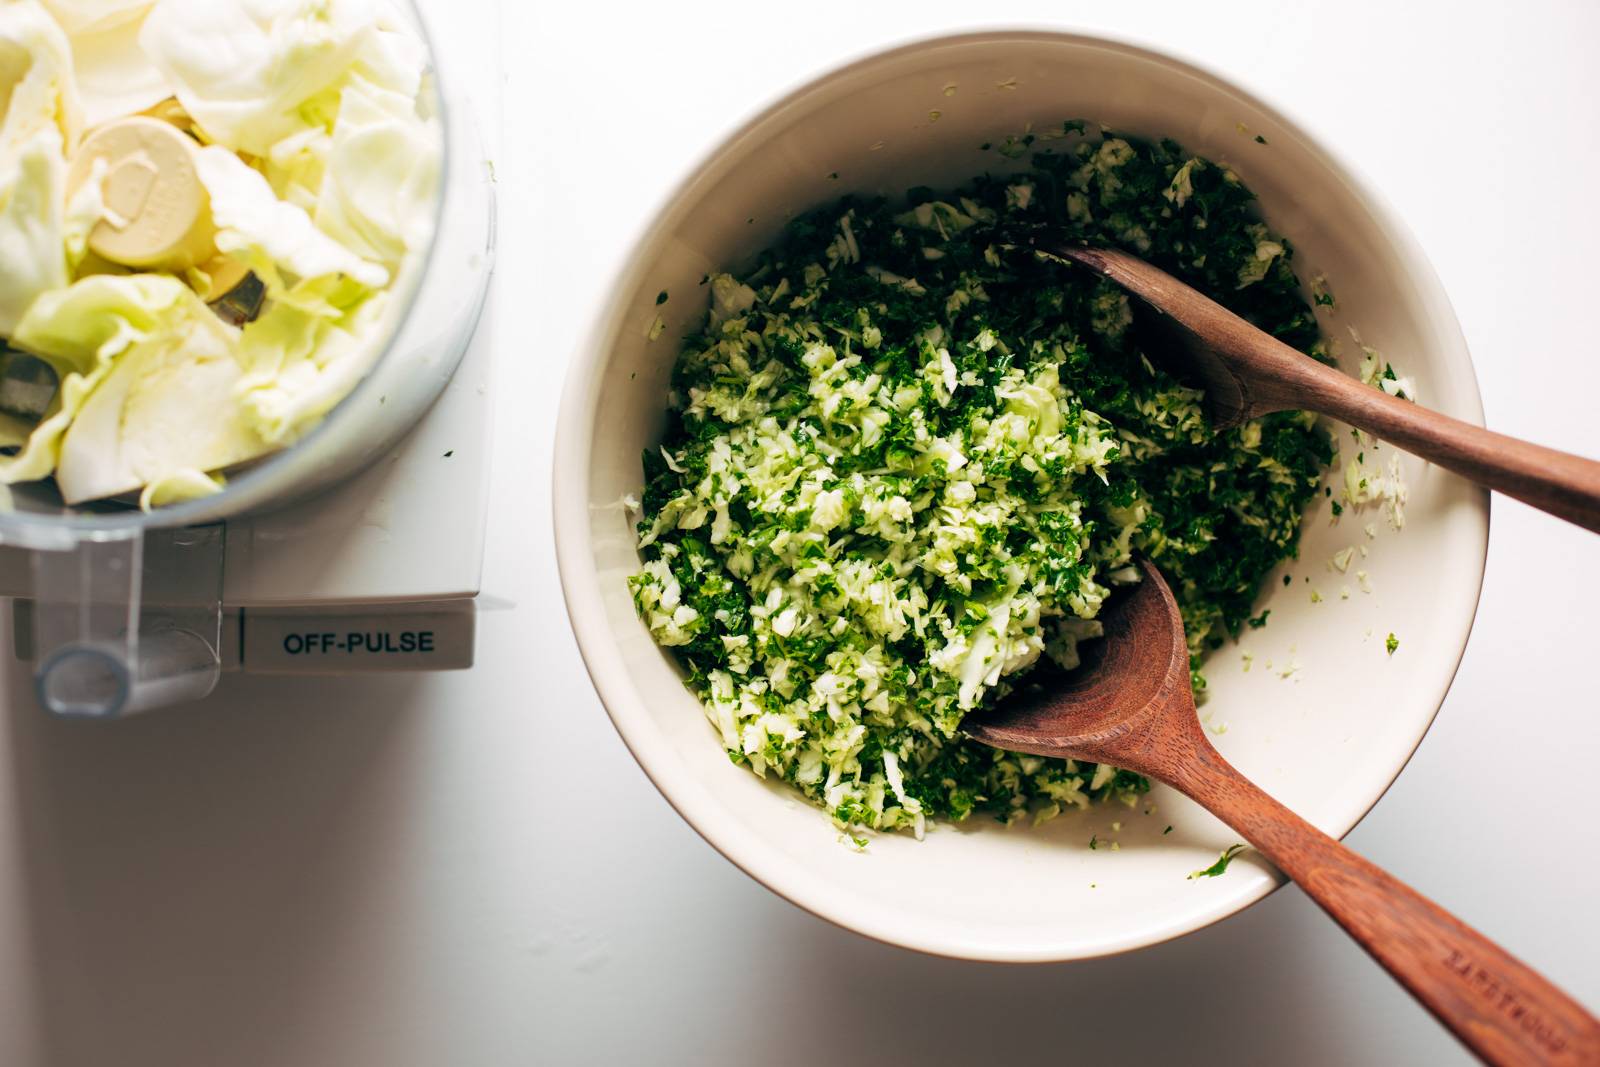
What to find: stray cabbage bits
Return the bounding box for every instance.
[631,124,1333,840]
[0,0,440,508]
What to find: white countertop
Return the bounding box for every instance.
[4,1,1599,1064]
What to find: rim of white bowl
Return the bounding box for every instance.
[553,26,1491,963]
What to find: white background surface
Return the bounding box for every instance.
[3,1,1598,1065]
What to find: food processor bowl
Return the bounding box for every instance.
[0,1,496,717]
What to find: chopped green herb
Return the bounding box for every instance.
[1386,633,1399,656]
[1188,843,1247,880]
[1089,835,1099,851]
[1163,825,1173,835]
[656,291,669,306]
[1254,134,1268,145]
[630,125,1331,835]
[1248,610,1272,630]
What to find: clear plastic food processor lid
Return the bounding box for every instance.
[0,0,474,717]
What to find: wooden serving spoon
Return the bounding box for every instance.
[965,558,1600,1066]
[1043,244,1600,534]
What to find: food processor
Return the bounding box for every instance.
[0,1,497,718]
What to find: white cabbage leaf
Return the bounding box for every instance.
[195,144,388,292]
[140,0,390,155]
[4,274,274,504]
[0,128,69,334]
[37,0,150,32]
[41,1,170,127]
[3,274,186,485]
[0,1,80,332]
[0,0,81,153]
[313,72,437,269]
[236,284,388,445]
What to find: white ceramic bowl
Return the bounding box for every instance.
[553,29,1488,962]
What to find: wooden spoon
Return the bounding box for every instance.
[965,558,1600,1066]
[1044,244,1600,534]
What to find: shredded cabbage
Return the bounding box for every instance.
[631,125,1334,837]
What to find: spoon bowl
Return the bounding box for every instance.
[967,558,1193,771]
[967,559,1600,1067]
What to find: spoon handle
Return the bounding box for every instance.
[1171,746,1600,1065]
[1284,359,1600,534]
[1050,244,1600,532]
